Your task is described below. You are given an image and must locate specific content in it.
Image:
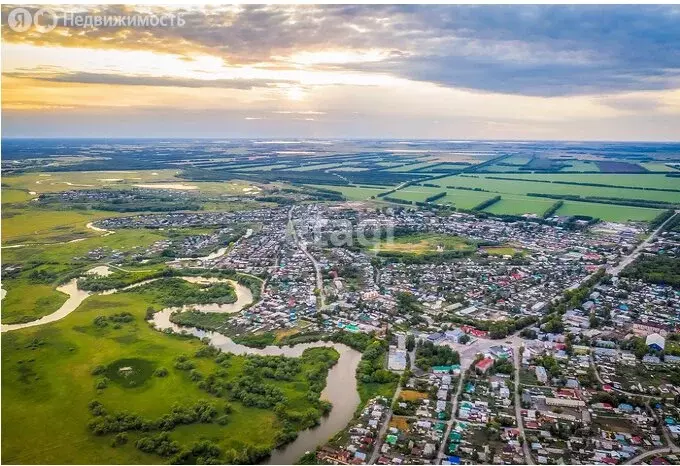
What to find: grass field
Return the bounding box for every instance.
[476,173,680,190]
[371,233,475,255]
[1,289,336,464]
[555,200,663,222]
[1,226,182,324]
[385,186,442,203]
[483,195,555,216]
[233,163,291,172]
[329,166,370,172]
[2,170,182,193]
[2,188,35,204]
[436,191,497,210]
[286,163,342,172]
[560,160,601,172]
[429,174,680,204]
[387,161,438,172]
[481,246,526,256]
[1,208,122,245]
[1,280,69,324]
[305,184,390,201]
[3,172,261,198]
[640,162,680,172]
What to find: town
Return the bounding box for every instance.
[77,202,680,465]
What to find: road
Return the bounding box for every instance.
[436,368,466,462]
[608,211,678,277]
[624,445,679,465]
[590,353,680,464]
[288,206,325,308]
[368,383,403,464]
[514,346,535,465]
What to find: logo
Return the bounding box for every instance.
[7,7,57,33]
[33,8,58,33]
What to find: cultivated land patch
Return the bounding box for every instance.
[386,161,439,172]
[428,174,680,204]
[305,184,390,201]
[555,201,663,223]
[286,163,343,172]
[477,173,680,190]
[400,390,429,401]
[2,170,182,193]
[481,245,526,256]
[640,162,680,172]
[370,233,475,256]
[483,195,556,216]
[436,191,498,210]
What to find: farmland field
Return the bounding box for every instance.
[386,186,443,203]
[370,232,475,256]
[305,184,389,201]
[560,161,601,172]
[555,201,663,222]
[286,163,342,172]
[474,173,680,190]
[483,195,556,216]
[428,174,680,203]
[386,161,438,172]
[640,162,680,172]
[436,190,498,210]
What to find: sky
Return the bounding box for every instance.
[2,4,680,140]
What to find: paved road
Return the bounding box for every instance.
[514,346,535,465]
[368,383,403,464]
[288,206,325,308]
[624,445,679,465]
[608,211,678,277]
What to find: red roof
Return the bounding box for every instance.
[476,357,494,371]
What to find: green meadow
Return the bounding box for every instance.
[1,288,337,464]
[555,201,663,222]
[483,195,556,216]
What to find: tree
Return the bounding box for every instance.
[406,334,416,352]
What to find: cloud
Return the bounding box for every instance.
[3,70,292,89]
[3,5,680,96]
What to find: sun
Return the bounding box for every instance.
[286,86,306,101]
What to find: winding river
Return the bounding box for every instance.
[1,273,362,464]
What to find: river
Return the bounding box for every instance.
[150,306,362,465]
[2,273,362,463]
